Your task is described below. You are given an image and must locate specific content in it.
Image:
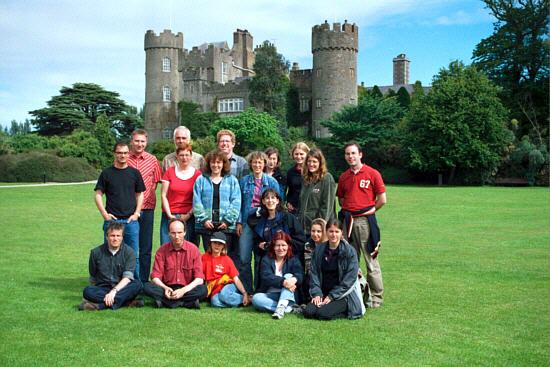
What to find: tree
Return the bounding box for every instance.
[472,0,549,144]
[30,83,142,137]
[249,41,290,121]
[369,85,383,99]
[211,108,285,156]
[396,87,411,109]
[404,61,512,184]
[321,93,405,168]
[178,100,218,138]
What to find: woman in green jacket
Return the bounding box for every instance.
[298,148,336,234]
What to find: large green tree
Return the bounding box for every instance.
[30,83,142,137]
[249,41,290,121]
[321,93,405,168]
[405,61,513,184]
[211,108,285,156]
[472,0,549,144]
[178,100,218,138]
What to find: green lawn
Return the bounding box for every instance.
[0,184,548,366]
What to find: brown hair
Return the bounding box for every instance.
[302,148,328,184]
[206,240,227,256]
[264,147,281,166]
[204,149,231,176]
[246,151,268,167]
[131,129,148,138]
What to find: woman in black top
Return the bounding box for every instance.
[303,219,365,320]
[286,142,310,214]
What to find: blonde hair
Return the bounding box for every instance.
[302,148,328,184]
[216,129,236,144]
[291,142,310,157]
[310,218,328,242]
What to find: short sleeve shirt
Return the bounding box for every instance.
[161,167,201,213]
[336,164,385,211]
[94,166,146,218]
[201,252,239,297]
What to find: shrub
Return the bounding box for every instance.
[0,152,98,182]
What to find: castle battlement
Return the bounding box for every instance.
[312,20,358,53]
[144,29,183,50]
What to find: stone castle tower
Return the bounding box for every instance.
[311,20,358,138]
[144,29,255,141]
[393,53,410,86]
[144,30,183,142]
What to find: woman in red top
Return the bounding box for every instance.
[202,232,250,307]
[160,143,202,245]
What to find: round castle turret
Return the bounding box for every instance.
[311,20,358,137]
[144,30,184,141]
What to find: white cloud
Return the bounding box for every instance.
[0,0,490,126]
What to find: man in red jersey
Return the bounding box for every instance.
[336,142,387,308]
[127,129,162,283]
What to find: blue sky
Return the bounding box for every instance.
[0,0,496,129]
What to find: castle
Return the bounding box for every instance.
[144,21,412,141]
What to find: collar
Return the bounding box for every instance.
[350,164,365,175]
[169,242,188,252]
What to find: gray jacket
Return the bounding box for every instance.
[309,240,365,319]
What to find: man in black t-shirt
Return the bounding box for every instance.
[94,142,145,278]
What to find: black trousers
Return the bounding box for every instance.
[138,209,155,283]
[303,297,348,320]
[143,282,207,308]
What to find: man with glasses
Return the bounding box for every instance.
[216,129,248,180]
[94,142,146,278]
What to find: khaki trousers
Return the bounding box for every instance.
[344,216,384,304]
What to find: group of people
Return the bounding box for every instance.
[80,125,387,320]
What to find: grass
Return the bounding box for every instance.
[0,184,548,366]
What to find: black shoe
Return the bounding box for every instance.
[127,299,144,308]
[154,300,163,308]
[185,299,200,309]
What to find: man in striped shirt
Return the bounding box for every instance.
[128,129,162,283]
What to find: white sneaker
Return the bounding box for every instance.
[272,305,286,319]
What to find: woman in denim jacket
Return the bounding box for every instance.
[236,151,281,295]
[193,150,241,257]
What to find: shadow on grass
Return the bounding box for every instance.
[29,277,88,300]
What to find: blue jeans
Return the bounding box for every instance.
[160,213,196,246]
[83,279,142,310]
[238,223,255,293]
[103,219,140,279]
[252,274,296,313]
[210,284,243,308]
[138,209,154,283]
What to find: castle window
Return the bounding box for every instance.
[162,57,171,72]
[221,62,228,84]
[316,99,321,108]
[316,68,322,77]
[300,98,310,112]
[218,98,244,113]
[350,68,355,78]
[162,86,171,102]
[162,129,172,139]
